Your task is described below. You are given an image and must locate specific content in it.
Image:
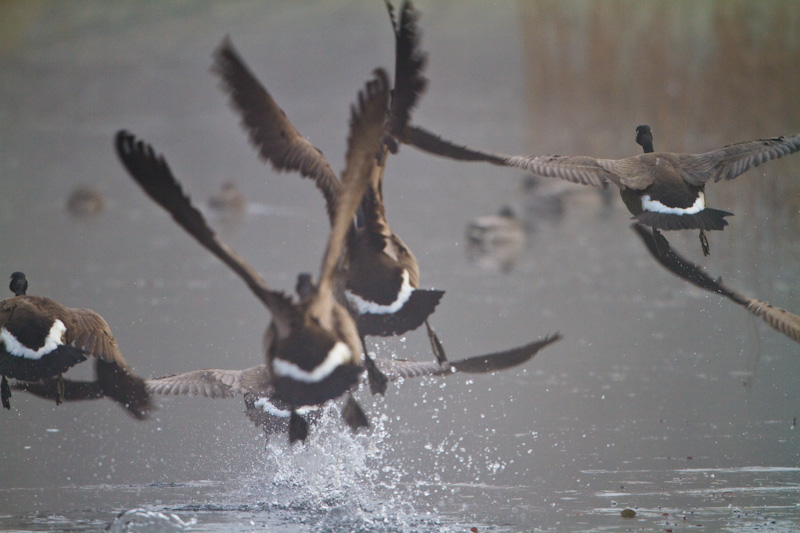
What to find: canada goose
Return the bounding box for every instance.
[0,272,151,418]
[210,2,446,376]
[146,333,561,441]
[396,125,800,255]
[115,69,389,443]
[66,184,104,216]
[632,224,800,345]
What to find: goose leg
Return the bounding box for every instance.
[288,410,309,444]
[1,376,10,410]
[699,230,710,257]
[426,319,447,365]
[341,394,369,432]
[55,374,65,406]
[360,335,388,396]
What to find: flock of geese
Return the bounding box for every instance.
[3,2,800,446]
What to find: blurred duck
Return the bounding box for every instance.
[208,181,246,213]
[396,124,800,256]
[211,3,447,379]
[518,175,568,222]
[66,184,104,216]
[0,272,151,418]
[466,206,525,273]
[115,69,390,443]
[146,334,561,442]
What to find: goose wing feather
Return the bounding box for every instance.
[684,133,800,185]
[212,37,340,223]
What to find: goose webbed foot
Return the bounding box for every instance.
[699,229,710,256]
[426,319,447,365]
[288,410,309,444]
[360,335,388,396]
[364,353,388,396]
[1,376,10,410]
[341,395,369,433]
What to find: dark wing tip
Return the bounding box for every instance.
[450,333,562,374]
[630,223,737,299]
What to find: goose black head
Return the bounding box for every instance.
[295,273,315,302]
[9,272,27,296]
[635,125,654,153]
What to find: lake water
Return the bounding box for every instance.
[1,1,799,531]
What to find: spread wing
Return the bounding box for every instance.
[10,358,151,420]
[212,37,340,223]
[12,378,104,400]
[402,125,612,189]
[144,331,560,403]
[376,332,561,380]
[147,368,248,398]
[632,223,800,344]
[115,131,298,328]
[66,307,128,367]
[679,133,800,185]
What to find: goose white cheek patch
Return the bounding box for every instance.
[345,269,413,315]
[272,341,353,384]
[641,191,705,215]
[0,319,67,360]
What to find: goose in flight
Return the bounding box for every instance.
[399,124,800,255]
[0,272,151,418]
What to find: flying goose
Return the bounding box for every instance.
[115,70,390,443]
[396,124,800,254]
[632,224,800,346]
[146,333,561,441]
[0,272,151,418]
[211,2,446,378]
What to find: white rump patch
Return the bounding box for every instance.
[345,269,414,315]
[272,341,354,384]
[641,192,705,215]
[253,397,318,418]
[0,319,67,360]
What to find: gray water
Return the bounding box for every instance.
[1,1,799,531]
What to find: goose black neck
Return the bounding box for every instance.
[635,125,654,154]
[9,272,27,296]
